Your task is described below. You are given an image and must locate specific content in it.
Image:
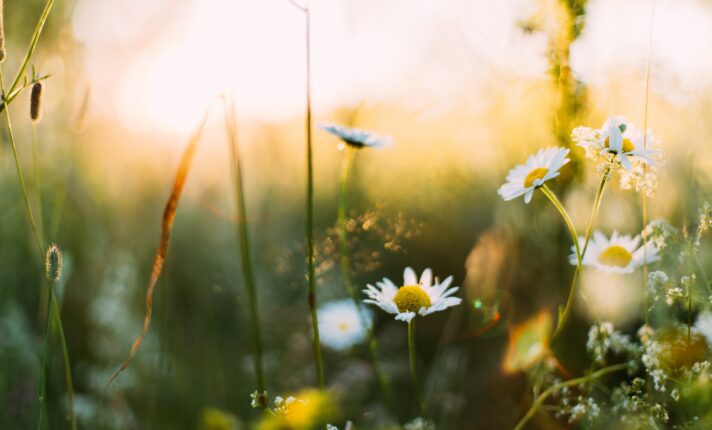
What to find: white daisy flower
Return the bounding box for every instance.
[695,312,712,346]
[317,299,372,351]
[599,116,661,170]
[569,230,660,274]
[363,267,461,323]
[497,147,570,204]
[319,123,392,149]
[574,116,661,171]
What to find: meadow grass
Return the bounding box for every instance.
[5,1,712,429]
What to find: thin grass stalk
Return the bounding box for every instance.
[641,0,657,399]
[513,363,628,430]
[37,279,53,430]
[2,68,75,428]
[0,68,43,255]
[51,293,76,430]
[7,0,55,95]
[31,125,46,244]
[408,320,425,416]
[301,4,325,389]
[337,145,393,407]
[224,98,267,406]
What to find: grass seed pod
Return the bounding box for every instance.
[31,82,44,123]
[45,244,63,282]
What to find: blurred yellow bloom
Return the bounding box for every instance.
[258,389,337,430]
[199,408,241,430]
[503,311,552,373]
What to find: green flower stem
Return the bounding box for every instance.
[540,184,581,336]
[302,5,324,389]
[7,0,55,96]
[37,281,53,430]
[546,166,611,338]
[408,320,425,416]
[31,125,46,245]
[337,145,393,407]
[513,363,627,430]
[224,101,266,406]
[0,69,43,256]
[1,68,75,430]
[581,166,611,256]
[51,292,76,430]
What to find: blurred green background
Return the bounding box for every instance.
[1,0,712,429]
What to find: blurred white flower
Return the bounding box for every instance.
[318,299,371,351]
[319,123,392,149]
[497,147,570,204]
[363,267,461,323]
[695,312,712,346]
[570,231,659,274]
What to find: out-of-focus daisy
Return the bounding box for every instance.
[319,123,392,149]
[363,267,461,323]
[569,231,660,274]
[497,147,570,204]
[317,299,371,351]
[695,312,712,346]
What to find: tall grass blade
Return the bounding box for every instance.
[223,96,267,405]
[106,109,212,388]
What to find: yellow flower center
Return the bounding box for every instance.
[393,285,431,313]
[523,167,549,188]
[604,136,635,153]
[598,245,633,268]
[337,322,349,332]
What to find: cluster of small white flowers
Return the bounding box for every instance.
[556,396,601,424]
[586,322,636,365]
[638,325,668,392]
[571,118,663,196]
[647,271,669,305]
[403,417,435,430]
[272,395,299,415]
[250,390,267,408]
[665,287,685,306]
[680,274,696,289]
[643,219,677,251]
[619,161,660,197]
[612,377,670,428]
[571,126,602,161]
[696,202,712,245]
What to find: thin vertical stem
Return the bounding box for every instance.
[303,5,324,389]
[51,293,76,430]
[641,0,657,400]
[31,125,46,244]
[337,145,393,406]
[540,184,581,337]
[408,320,425,416]
[1,68,75,429]
[0,67,43,255]
[224,99,266,405]
[37,281,53,430]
